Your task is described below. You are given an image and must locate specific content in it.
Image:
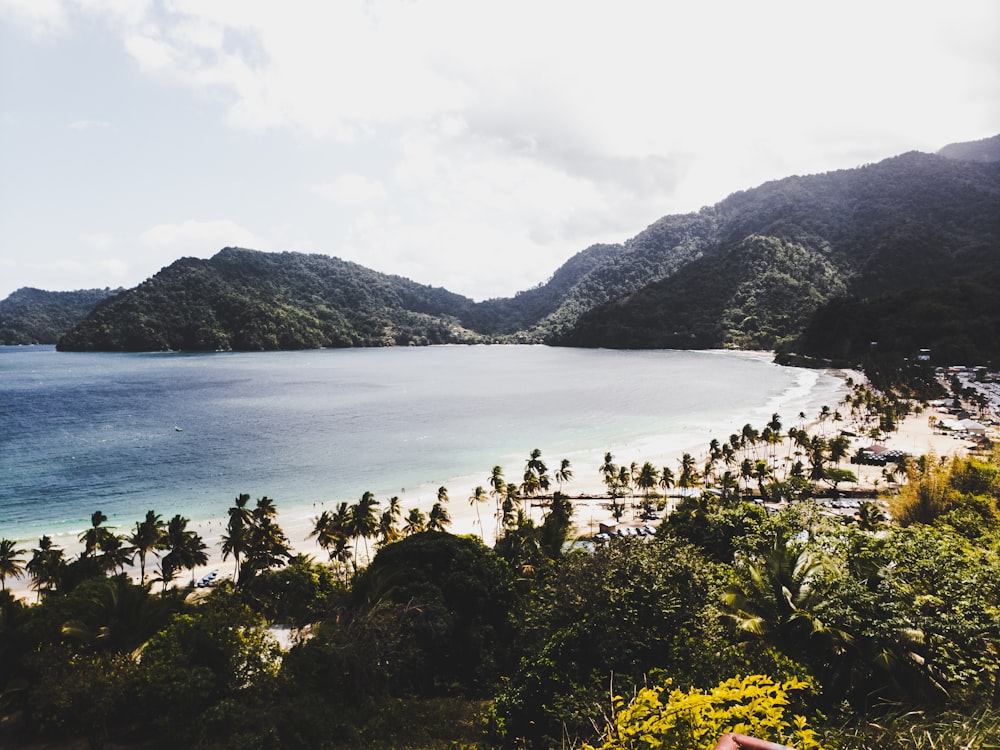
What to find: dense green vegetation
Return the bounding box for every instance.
[57,250,486,351]
[558,152,1000,362]
[795,272,1000,364]
[4,383,1000,748]
[0,287,120,345]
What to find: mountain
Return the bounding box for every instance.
[55,135,1000,363]
[937,133,1000,163]
[0,287,121,345]
[555,149,1000,363]
[57,249,484,351]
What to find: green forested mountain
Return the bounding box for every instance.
[57,249,484,351]
[51,136,1000,361]
[0,287,121,345]
[937,133,1000,162]
[557,150,1000,362]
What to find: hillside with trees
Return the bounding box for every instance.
[0,287,120,345]
[45,134,1000,363]
[937,132,1000,162]
[557,151,1000,361]
[57,249,485,351]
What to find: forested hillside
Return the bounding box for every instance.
[57,250,484,351]
[50,135,1000,362]
[937,133,1000,162]
[557,151,1000,361]
[0,287,120,345]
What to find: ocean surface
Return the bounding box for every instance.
[1,345,846,548]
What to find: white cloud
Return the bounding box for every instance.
[311,175,387,205]
[79,231,115,250]
[123,33,177,72]
[0,0,67,37]
[68,119,111,130]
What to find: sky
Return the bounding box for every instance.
[1,1,998,302]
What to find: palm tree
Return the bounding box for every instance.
[526,448,546,476]
[242,514,290,584]
[616,464,632,496]
[80,510,116,557]
[720,446,736,484]
[127,510,165,583]
[502,482,520,530]
[555,458,573,492]
[98,533,134,575]
[764,423,783,465]
[818,404,832,436]
[403,507,426,536]
[489,465,506,537]
[221,493,252,581]
[254,495,278,520]
[635,461,659,514]
[526,448,550,493]
[708,437,722,462]
[377,507,401,548]
[768,412,783,437]
[60,576,169,657]
[740,457,754,494]
[659,466,675,493]
[310,502,354,577]
[428,501,451,532]
[310,510,336,555]
[520,450,550,521]
[601,453,624,511]
[808,436,828,482]
[751,459,773,501]
[722,533,839,656]
[519,470,541,508]
[678,452,700,488]
[828,434,851,467]
[349,491,380,566]
[469,485,488,539]
[159,514,208,592]
[26,535,64,599]
[387,495,402,523]
[718,470,740,504]
[0,539,26,591]
[600,451,617,489]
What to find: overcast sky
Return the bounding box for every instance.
[1,1,997,302]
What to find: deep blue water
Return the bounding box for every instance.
[0,345,845,546]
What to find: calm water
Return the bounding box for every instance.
[1,345,845,546]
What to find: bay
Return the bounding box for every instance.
[0,345,846,548]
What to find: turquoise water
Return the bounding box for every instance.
[0,345,845,547]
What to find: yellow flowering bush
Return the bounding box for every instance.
[585,674,823,750]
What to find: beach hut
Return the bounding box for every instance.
[958,419,987,435]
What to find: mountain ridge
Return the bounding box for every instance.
[7,133,998,365]
[0,287,122,345]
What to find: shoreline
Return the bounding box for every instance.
[7,402,974,602]
[1,358,874,602]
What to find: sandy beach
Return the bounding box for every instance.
[5,373,993,603]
